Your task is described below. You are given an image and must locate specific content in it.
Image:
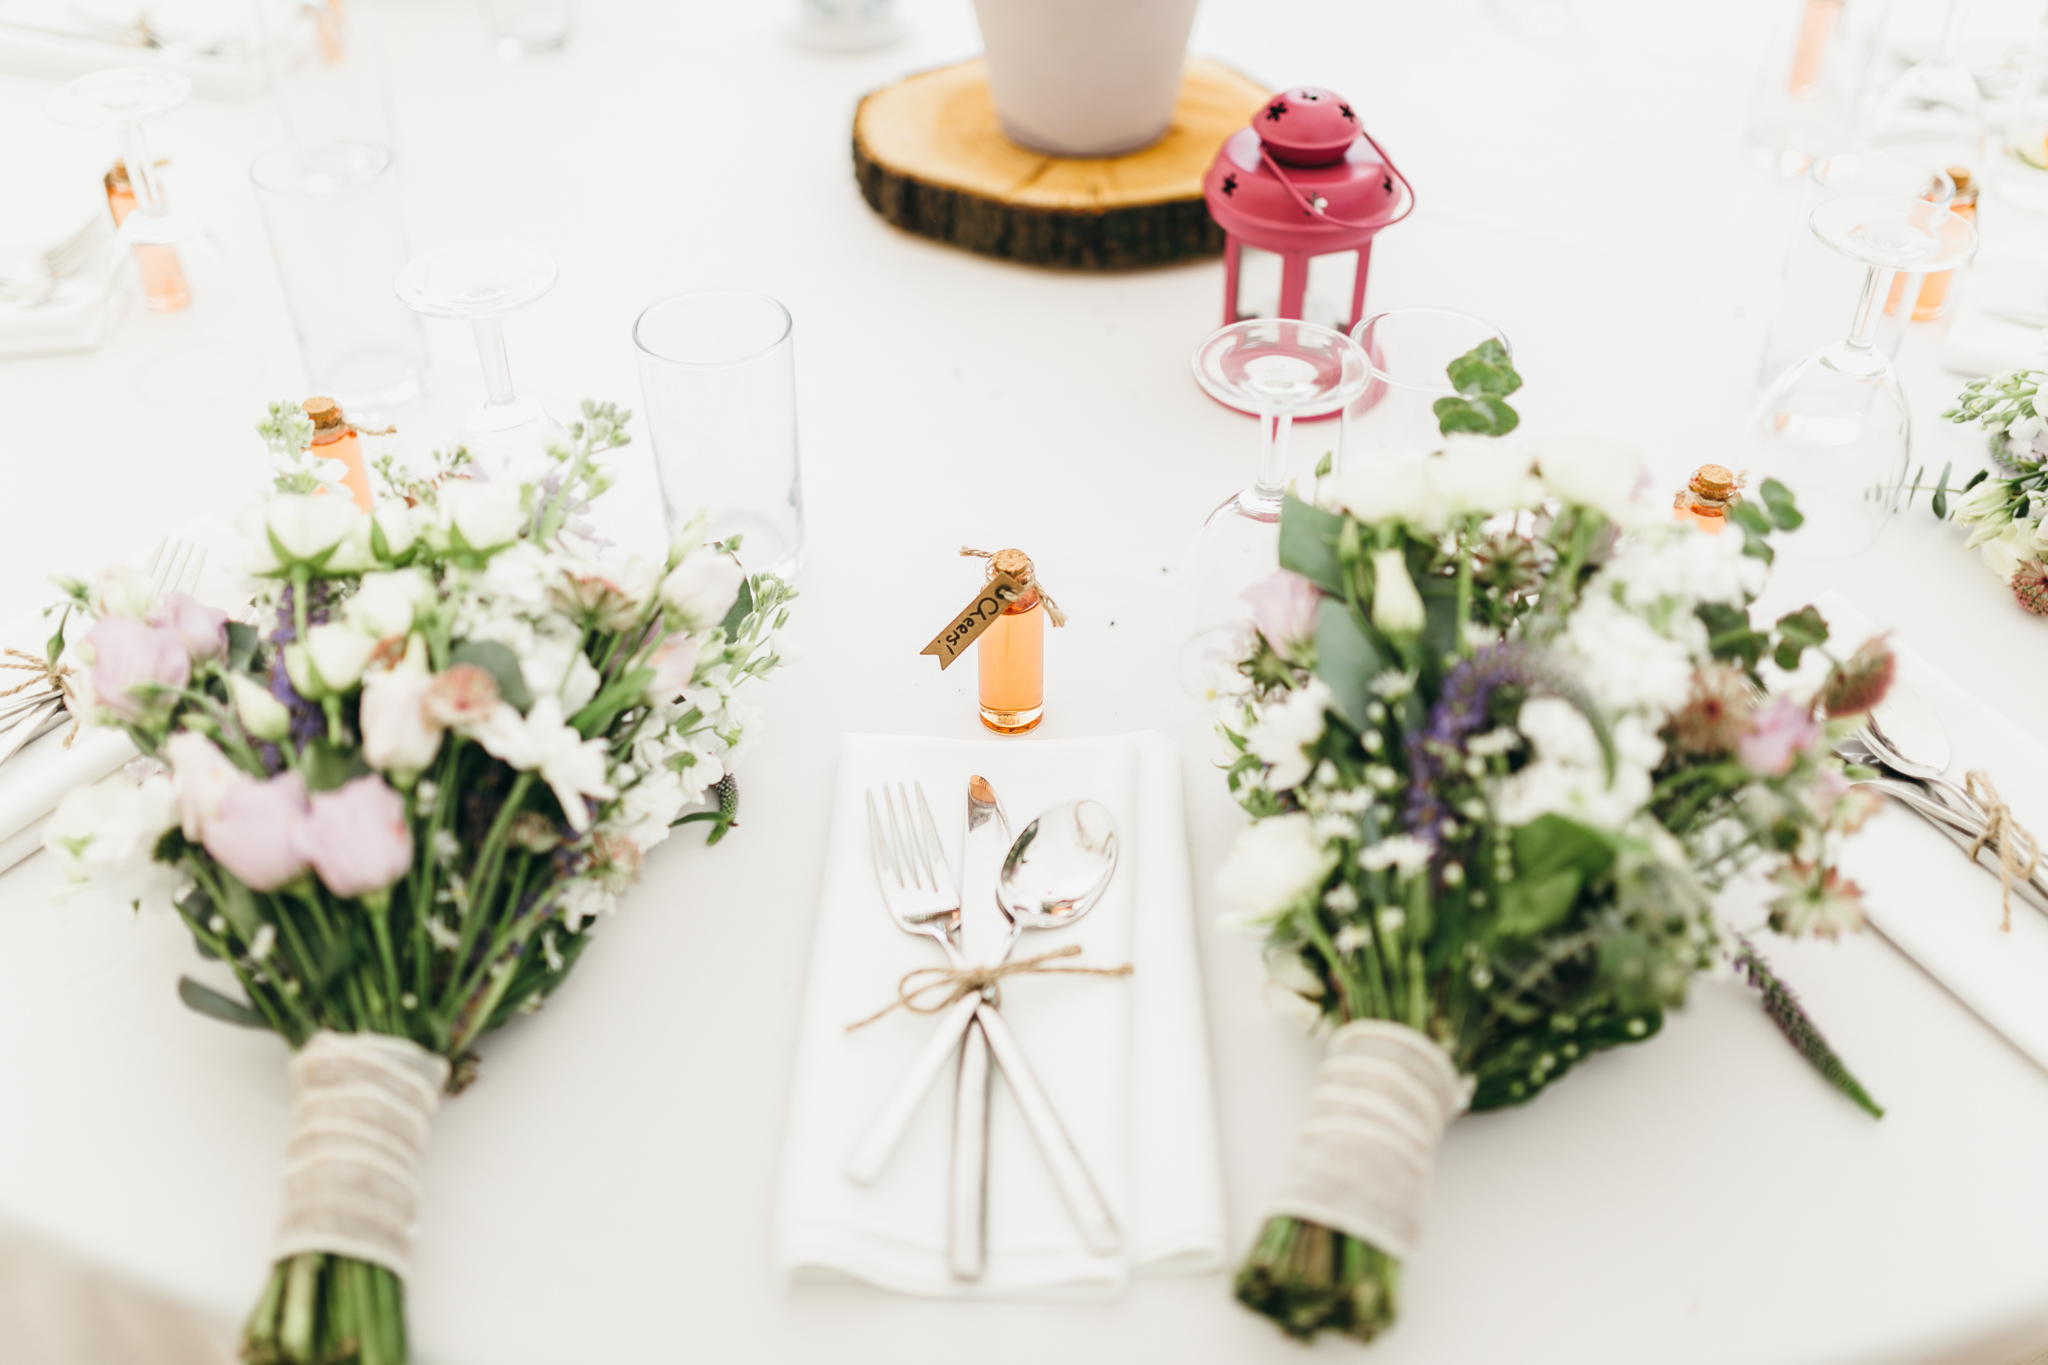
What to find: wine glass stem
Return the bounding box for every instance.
[1936,0,1969,60]
[1845,264,1887,352]
[1253,411,1293,503]
[123,125,166,215]
[471,316,518,407]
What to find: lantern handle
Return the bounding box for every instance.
[1256,125,1416,232]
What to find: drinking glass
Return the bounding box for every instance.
[1863,0,1983,171]
[633,291,805,578]
[1342,308,1512,467]
[1180,319,1367,667]
[1759,151,1954,383]
[482,0,575,60]
[252,142,426,418]
[787,0,901,49]
[1746,0,1885,175]
[1751,193,1976,557]
[395,239,564,469]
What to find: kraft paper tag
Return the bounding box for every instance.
[921,572,1022,670]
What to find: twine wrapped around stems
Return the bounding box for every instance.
[1964,769,2040,933]
[846,944,1129,1031]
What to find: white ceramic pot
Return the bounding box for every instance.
[971,0,1202,158]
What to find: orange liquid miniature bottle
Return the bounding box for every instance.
[1912,166,1975,321]
[1787,0,1843,95]
[304,396,376,511]
[104,159,191,313]
[978,548,1046,734]
[1674,464,1739,533]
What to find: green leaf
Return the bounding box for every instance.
[1697,602,1768,671]
[1758,479,1804,531]
[1514,813,1617,885]
[226,621,260,674]
[451,639,532,713]
[1278,495,1347,595]
[1931,461,1953,520]
[1772,605,1829,671]
[1492,867,1582,938]
[1313,598,1384,728]
[178,976,268,1030]
[1433,394,1520,437]
[720,577,755,643]
[1728,502,1771,537]
[570,666,655,739]
[1445,338,1522,398]
[299,738,368,793]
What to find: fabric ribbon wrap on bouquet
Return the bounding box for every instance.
[274,1031,451,1277]
[1264,1020,1474,1260]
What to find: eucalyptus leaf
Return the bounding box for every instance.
[1758,479,1804,531]
[178,976,269,1030]
[1445,339,1522,398]
[451,639,533,713]
[1278,495,1347,595]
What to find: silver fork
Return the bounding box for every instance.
[849,780,1122,1258]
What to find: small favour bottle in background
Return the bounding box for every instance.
[303,396,376,510]
[103,158,189,312]
[1673,464,1742,533]
[1911,166,1976,320]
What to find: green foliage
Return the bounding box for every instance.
[1493,816,1615,938]
[178,976,268,1029]
[1278,495,1347,595]
[1433,339,1523,437]
[449,639,533,713]
[1313,597,1386,729]
[1733,937,1882,1118]
[1772,605,1829,671]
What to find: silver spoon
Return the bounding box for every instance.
[1860,682,1987,823]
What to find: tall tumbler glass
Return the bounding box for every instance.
[250,142,426,417]
[1342,308,1513,467]
[634,291,805,578]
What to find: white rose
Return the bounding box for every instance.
[1216,813,1338,923]
[373,500,417,559]
[1334,452,1448,534]
[1432,434,1542,518]
[1980,520,2034,581]
[443,479,527,551]
[228,673,291,743]
[1535,432,1655,527]
[288,623,380,695]
[1247,678,1335,791]
[348,569,431,639]
[1370,549,1426,636]
[359,663,444,776]
[266,493,364,564]
[660,549,744,631]
[44,772,185,910]
[91,565,157,619]
[162,729,244,840]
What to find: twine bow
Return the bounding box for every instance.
[1964,769,2040,932]
[845,944,1131,1032]
[960,547,1067,627]
[0,647,80,748]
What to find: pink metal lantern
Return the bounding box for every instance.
[1202,87,1415,334]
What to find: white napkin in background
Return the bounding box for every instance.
[0,517,250,875]
[0,1217,233,1365]
[777,731,1226,1298]
[1816,591,2048,1073]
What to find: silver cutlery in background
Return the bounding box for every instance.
[852,780,1121,1258]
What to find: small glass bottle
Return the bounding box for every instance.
[1673,464,1740,533]
[104,159,190,313]
[978,548,1046,734]
[304,396,376,511]
[1785,0,1843,96]
[1911,165,1975,321]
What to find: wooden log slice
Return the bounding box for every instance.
[853,58,1269,270]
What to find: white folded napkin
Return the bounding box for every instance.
[776,730,1226,1298]
[0,518,250,876]
[1816,591,2048,1072]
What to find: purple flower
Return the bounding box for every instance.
[86,617,191,721]
[1739,696,1822,777]
[202,770,310,891]
[297,775,414,898]
[1241,571,1323,657]
[145,591,228,661]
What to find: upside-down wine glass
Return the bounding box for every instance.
[1179,319,1369,696]
[396,239,566,470]
[1751,193,1976,557]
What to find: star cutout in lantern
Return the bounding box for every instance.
[1222,173,1238,197]
[1382,175,1394,194]
[1339,103,1356,121]
[1265,100,1288,122]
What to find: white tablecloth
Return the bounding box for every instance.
[1,2,2046,1362]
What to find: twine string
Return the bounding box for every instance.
[960,546,1067,628]
[845,944,1130,1032]
[0,647,80,748]
[1964,769,2040,933]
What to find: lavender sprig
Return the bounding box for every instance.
[1733,936,1883,1119]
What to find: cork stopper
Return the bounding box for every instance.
[302,396,346,432]
[990,547,1034,582]
[105,159,129,193]
[1688,464,1735,500]
[1947,165,1976,204]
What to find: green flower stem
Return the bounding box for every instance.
[1453,519,1476,658]
[450,772,536,989]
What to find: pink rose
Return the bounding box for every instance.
[644,634,701,701]
[1241,571,1323,657]
[1738,695,1822,777]
[424,663,501,728]
[297,776,413,898]
[163,730,244,842]
[145,591,229,661]
[86,617,191,721]
[202,771,310,891]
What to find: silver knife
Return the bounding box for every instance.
[949,774,1009,1281]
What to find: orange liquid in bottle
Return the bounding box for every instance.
[1885,168,1974,320]
[313,428,375,511]
[104,174,191,313]
[1787,0,1843,95]
[978,588,1044,734]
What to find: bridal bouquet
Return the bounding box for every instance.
[43,401,791,1365]
[1939,367,2048,611]
[1211,348,1890,1344]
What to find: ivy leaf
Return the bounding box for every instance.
[451,639,532,713]
[1773,605,1830,671]
[1278,495,1347,596]
[1758,479,1804,531]
[178,976,268,1030]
